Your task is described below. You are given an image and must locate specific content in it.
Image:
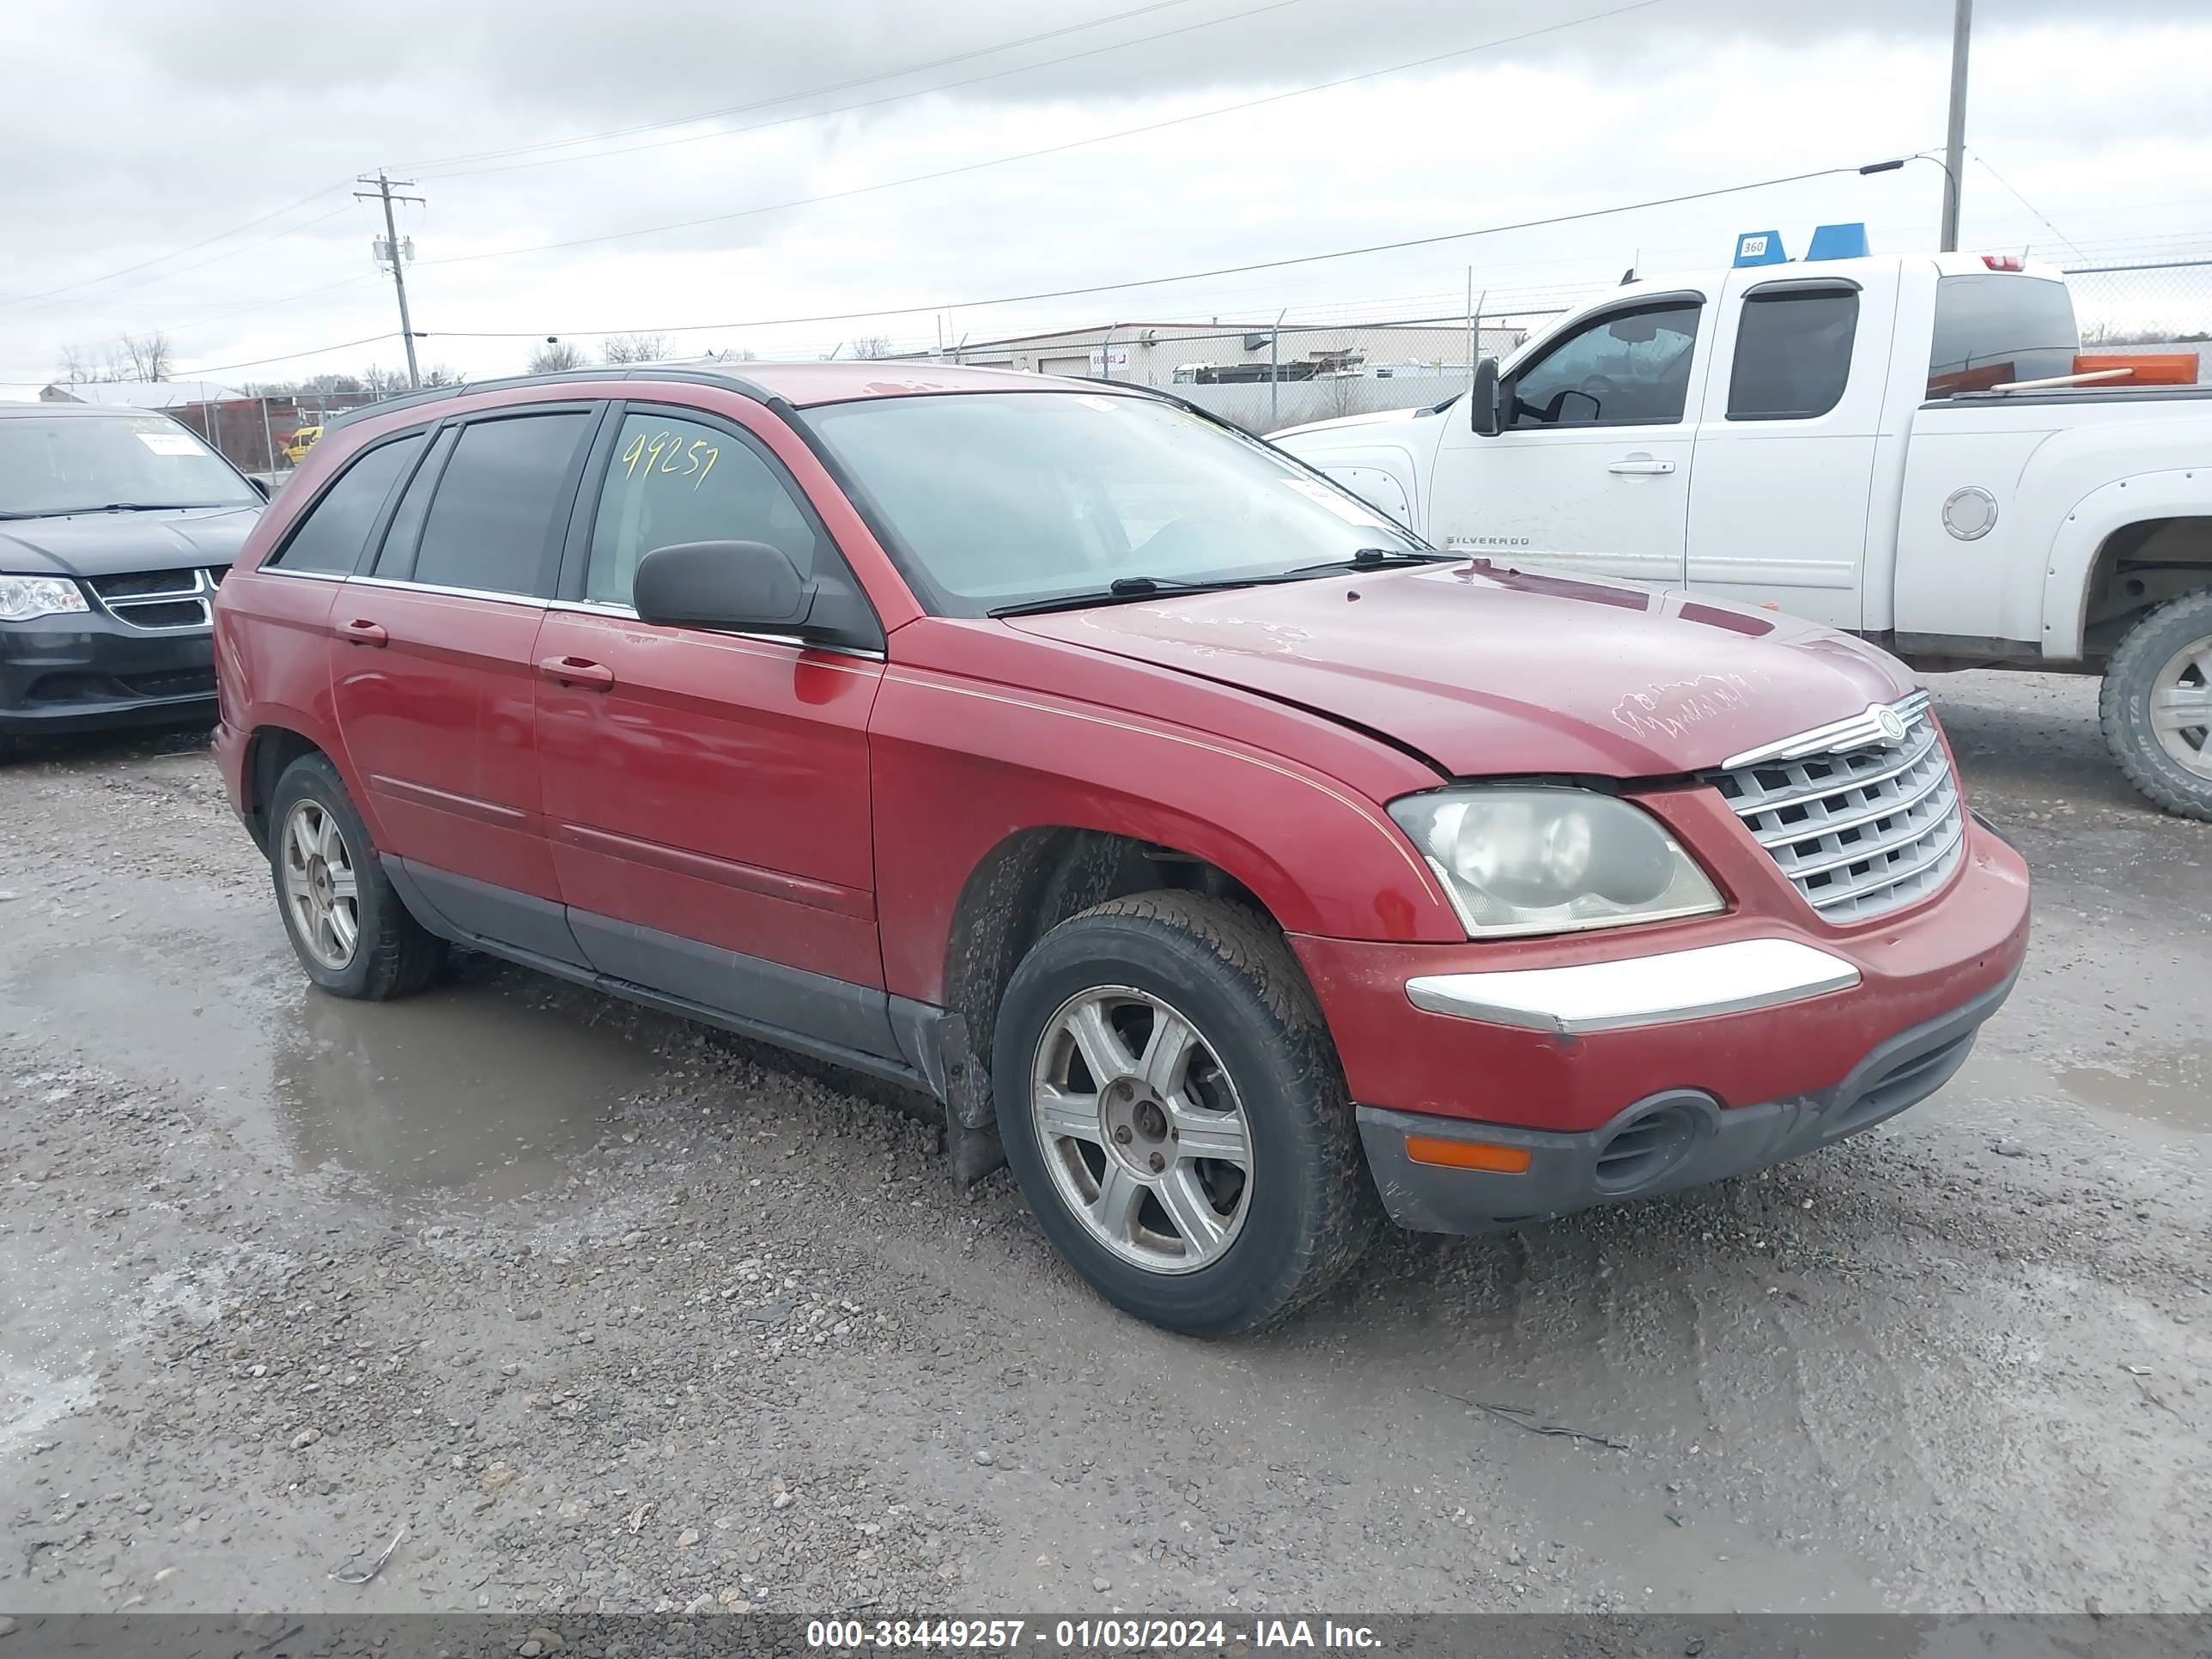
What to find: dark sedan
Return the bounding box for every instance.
[1,402,264,750]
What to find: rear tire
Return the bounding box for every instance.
[268,753,445,1000]
[2100,588,2212,820]
[992,891,1378,1336]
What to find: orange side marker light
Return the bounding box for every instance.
[1406,1136,1532,1174]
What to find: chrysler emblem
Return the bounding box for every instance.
[1876,707,1909,742]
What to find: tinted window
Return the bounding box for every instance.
[1728,289,1859,420]
[584,413,823,607]
[1507,301,1703,427]
[372,426,455,579]
[267,434,422,574]
[408,413,588,596]
[1927,274,2077,397]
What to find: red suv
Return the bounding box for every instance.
[213,364,2030,1334]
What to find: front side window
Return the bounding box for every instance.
[406,412,589,597]
[583,412,823,607]
[266,433,423,574]
[805,391,1424,617]
[0,412,259,519]
[1727,288,1860,420]
[1927,274,2077,397]
[1506,301,1704,428]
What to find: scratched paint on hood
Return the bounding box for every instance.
[1612,671,1771,745]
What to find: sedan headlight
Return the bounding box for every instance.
[1389,787,1724,939]
[0,574,90,623]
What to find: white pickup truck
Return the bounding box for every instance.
[1271,250,2212,817]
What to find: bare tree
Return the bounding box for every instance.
[601,331,672,365]
[850,334,895,360]
[119,330,174,382]
[421,364,470,387]
[359,364,409,398]
[53,343,96,385]
[528,340,587,374]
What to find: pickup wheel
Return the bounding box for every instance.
[2100,589,2212,820]
[991,891,1379,1335]
[267,753,445,1000]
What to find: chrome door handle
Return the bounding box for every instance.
[1607,459,1677,475]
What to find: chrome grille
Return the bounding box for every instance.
[86,566,228,630]
[1715,691,1966,924]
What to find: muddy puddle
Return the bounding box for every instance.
[1,925,670,1207]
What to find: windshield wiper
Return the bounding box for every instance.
[990,574,1291,617]
[72,501,214,514]
[1274,546,1455,578]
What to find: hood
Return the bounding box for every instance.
[1005,561,1916,777]
[1267,404,1431,441]
[0,505,261,578]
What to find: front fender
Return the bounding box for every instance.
[866,663,1461,1007]
[2042,465,2212,659]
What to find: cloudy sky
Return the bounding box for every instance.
[1,0,2207,390]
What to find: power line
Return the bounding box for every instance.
[1967,147,2089,262]
[417,0,1322,183]
[0,179,355,310]
[423,157,1859,341]
[418,0,1667,270]
[171,332,399,378]
[398,0,1212,175]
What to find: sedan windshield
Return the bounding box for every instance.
[804,391,1426,616]
[0,413,258,518]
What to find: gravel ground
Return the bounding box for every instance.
[0,670,2207,1619]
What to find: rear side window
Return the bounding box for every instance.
[408,413,590,597]
[266,434,423,574]
[583,412,823,607]
[1927,274,2078,397]
[1728,289,1859,420]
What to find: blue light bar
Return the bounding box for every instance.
[1733,231,1787,267]
[1807,222,1870,260]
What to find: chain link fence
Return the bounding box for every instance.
[158,258,2210,477]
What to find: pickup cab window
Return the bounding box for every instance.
[1506,301,1703,428]
[1926,273,2078,397]
[1727,288,1859,421]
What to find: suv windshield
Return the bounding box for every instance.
[0,412,259,518]
[1927,273,2079,397]
[804,391,1426,616]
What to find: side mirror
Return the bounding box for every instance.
[1470,357,1503,435]
[247,475,271,501]
[634,539,813,632]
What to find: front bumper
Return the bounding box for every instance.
[0,611,216,737]
[1357,968,2012,1233]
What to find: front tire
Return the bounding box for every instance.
[2100,589,2212,819]
[268,753,444,1000]
[992,892,1378,1335]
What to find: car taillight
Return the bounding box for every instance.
[1981,253,2025,271]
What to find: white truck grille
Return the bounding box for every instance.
[1715,692,1966,925]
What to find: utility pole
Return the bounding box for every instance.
[1940,0,1972,252]
[356,171,424,388]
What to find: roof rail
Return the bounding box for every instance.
[325,365,777,431]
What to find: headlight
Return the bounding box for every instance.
[0,574,90,623]
[1389,787,1723,939]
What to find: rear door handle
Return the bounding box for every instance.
[1607,458,1677,475]
[336,618,387,647]
[538,654,616,690]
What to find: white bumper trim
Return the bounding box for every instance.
[1405,939,1862,1036]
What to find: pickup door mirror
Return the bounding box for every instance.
[633,539,813,631]
[1470,356,1504,435]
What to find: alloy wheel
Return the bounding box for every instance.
[2149,633,2212,779]
[280,799,361,971]
[1029,985,1253,1275]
